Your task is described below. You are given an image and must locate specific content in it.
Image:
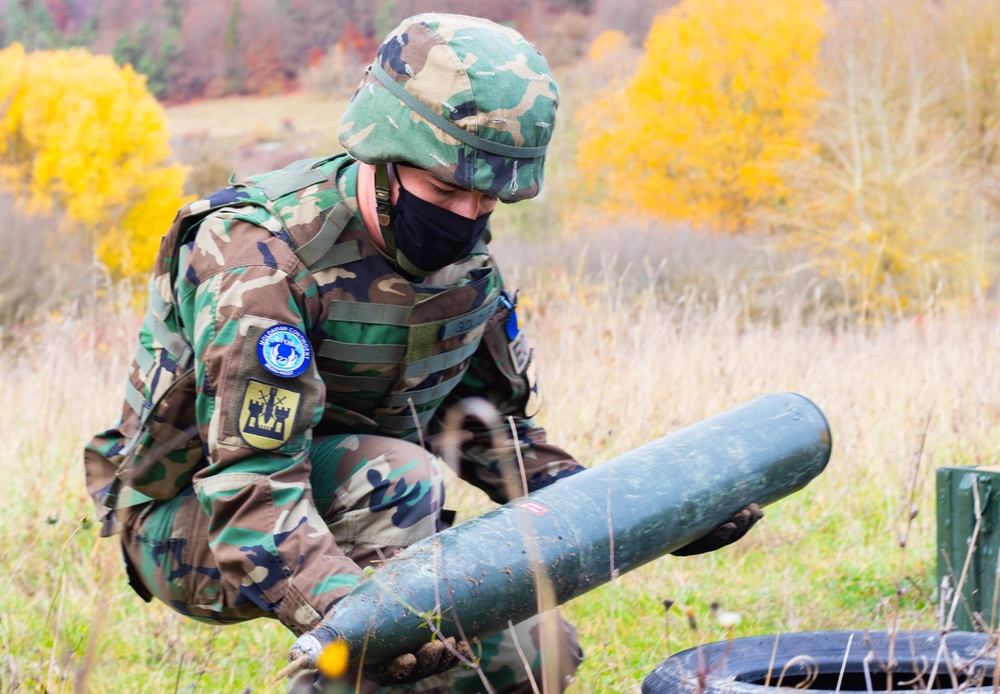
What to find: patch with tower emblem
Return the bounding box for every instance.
[238,379,302,450]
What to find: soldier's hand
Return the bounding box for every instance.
[671,504,763,557]
[362,637,472,686]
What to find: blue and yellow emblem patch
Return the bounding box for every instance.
[238,379,301,450]
[257,324,311,378]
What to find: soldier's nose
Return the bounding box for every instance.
[451,194,480,220]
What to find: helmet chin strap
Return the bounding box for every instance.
[373,162,435,278]
[374,162,398,257]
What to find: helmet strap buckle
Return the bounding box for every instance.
[374,162,399,258]
[375,162,392,228]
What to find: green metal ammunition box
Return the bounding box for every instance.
[936,466,1000,632]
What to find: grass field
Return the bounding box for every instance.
[7,0,1000,687]
[166,92,349,141]
[3,82,997,691]
[3,237,996,691]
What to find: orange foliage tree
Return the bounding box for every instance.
[0,43,186,278]
[577,0,825,232]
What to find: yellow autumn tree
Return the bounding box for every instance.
[577,0,825,232]
[0,43,186,278]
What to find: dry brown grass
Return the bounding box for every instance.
[0,193,103,332]
[17,251,1000,689]
[9,3,1000,684]
[166,93,351,197]
[165,92,349,141]
[0,246,1000,692]
[3,241,997,689]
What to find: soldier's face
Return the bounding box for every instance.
[392,164,499,220]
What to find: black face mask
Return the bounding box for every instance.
[390,169,491,277]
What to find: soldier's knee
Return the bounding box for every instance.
[315,435,445,554]
[120,490,269,625]
[365,439,444,530]
[377,437,443,484]
[313,434,442,489]
[468,611,583,694]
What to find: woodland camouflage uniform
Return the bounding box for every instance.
[85,14,583,693]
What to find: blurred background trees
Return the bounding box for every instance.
[1,0,657,102]
[775,0,997,317]
[577,0,825,233]
[575,0,1000,320]
[0,42,186,279]
[1,0,1000,325]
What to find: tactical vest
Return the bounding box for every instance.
[99,153,519,515]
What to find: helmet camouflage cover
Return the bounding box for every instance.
[338,13,559,202]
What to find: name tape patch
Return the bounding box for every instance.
[257,324,311,378]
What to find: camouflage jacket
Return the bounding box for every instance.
[84,153,582,633]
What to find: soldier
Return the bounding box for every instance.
[84,13,760,693]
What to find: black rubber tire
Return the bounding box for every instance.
[642,630,994,693]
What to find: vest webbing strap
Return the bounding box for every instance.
[383,370,467,407]
[320,371,395,392]
[149,312,192,369]
[319,339,406,364]
[326,301,411,326]
[257,158,328,201]
[439,296,500,341]
[310,241,362,272]
[403,339,480,379]
[324,390,379,415]
[133,343,155,375]
[295,203,352,267]
[370,62,549,160]
[372,407,436,433]
[395,251,435,279]
[124,379,147,419]
[148,282,172,321]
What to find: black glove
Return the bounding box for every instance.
[671,504,763,556]
[362,637,471,686]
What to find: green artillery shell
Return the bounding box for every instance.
[306,392,831,665]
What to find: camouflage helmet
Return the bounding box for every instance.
[338,13,559,203]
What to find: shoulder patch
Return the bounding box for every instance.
[505,304,521,340]
[239,379,302,450]
[501,289,522,340]
[257,325,312,377]
[507,331,530,374]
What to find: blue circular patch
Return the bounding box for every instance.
[257,325,311,378]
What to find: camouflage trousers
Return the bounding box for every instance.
[121,434,582,693]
